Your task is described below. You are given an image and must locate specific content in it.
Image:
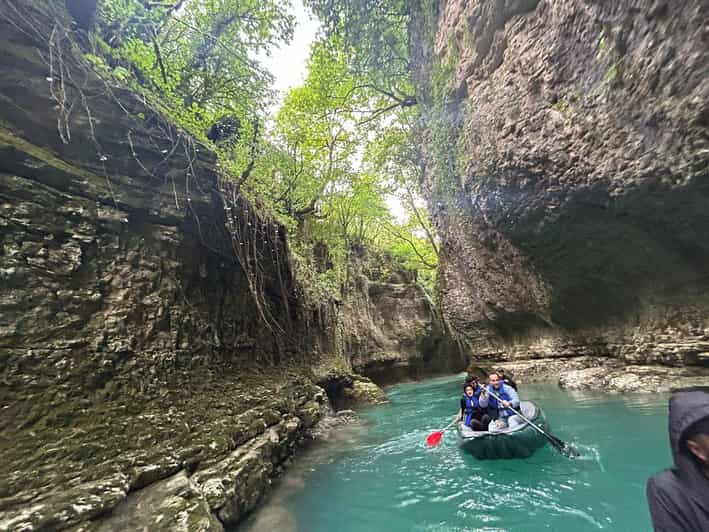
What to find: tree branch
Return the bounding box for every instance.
[150,27,168,84]
[235,119,260,190]
[382,224,437,269]
[403,184,439,257]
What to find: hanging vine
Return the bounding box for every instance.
[0,0,299,350]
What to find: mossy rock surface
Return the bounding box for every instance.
[0,368,324,531]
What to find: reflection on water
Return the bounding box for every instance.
[240,374,670,532]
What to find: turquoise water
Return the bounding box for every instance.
[242,374,671,531]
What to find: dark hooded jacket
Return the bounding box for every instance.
[646,389,709,532]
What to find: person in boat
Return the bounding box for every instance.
[479,372,522,432]
[457,381,491,431]
[495,367,518,391]
[646,387,709,532]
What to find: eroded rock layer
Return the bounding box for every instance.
[0,2,462,529]
[0,2,323,529]
[410,0,709,381]
[340,249,466,385]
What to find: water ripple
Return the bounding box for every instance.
[240,378,667,532]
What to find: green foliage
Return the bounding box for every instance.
[92,0,441,300]
[84,52,109,72]
[271,1,441,294]
[320,174,392,245]
[596,31,609,59]
[305,0,410,90]
[95,0,293,143]
[605,59,623,85]
[246,40,360,229]
[380,207,438,289]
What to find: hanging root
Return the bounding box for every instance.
[1,0,296,348]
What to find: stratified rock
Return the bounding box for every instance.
[0,2,323,529]
[338,249,466,384]
[409,0,709,373]
[492,356,614,383]
[343,377,389,406]
[315,370,388,410]
[559,364,709,393]
[94,472,223,532]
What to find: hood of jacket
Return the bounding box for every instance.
[668,389,709,507]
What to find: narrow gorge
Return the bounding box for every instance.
[1,0,707,530]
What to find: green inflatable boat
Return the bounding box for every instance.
[456,401,548,459]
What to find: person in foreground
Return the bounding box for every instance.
[646,387,709,532]
[457,381,491,431]
[479,372,521,432]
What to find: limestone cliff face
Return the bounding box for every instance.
[0,2,326,529]
[410,0,709,376]
[0,2,463,528]
[339,250,466,385]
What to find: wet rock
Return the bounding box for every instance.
[299,401,321,429]
[343,377,389,406]
[129,461,182,491]
[492,356,614,383]
[305,410,364,443]
[559,364,709,393]
[316,370,388,410]
[94,472,223,532]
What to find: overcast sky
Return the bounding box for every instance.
[260,0,320,108]
[259,2,407,221]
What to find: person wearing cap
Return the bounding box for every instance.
[646,387,709,531]
[495,367,518,391]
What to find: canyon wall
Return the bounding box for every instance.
[410,0,709,387]
[0,1,321,529]
[0,2,461,529]
[339,249,466,385]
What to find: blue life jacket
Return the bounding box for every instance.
[486,383,516,419]
[462,392,481,427]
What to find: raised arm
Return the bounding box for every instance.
[507,385,520,409]
[478,385,489,408]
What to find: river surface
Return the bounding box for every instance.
[240,374,671,531]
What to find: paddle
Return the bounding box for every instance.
[481,385,579,458]
[426,417,458,447]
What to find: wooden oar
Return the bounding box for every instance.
[426,417,458,447]
[482,385,579,458]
